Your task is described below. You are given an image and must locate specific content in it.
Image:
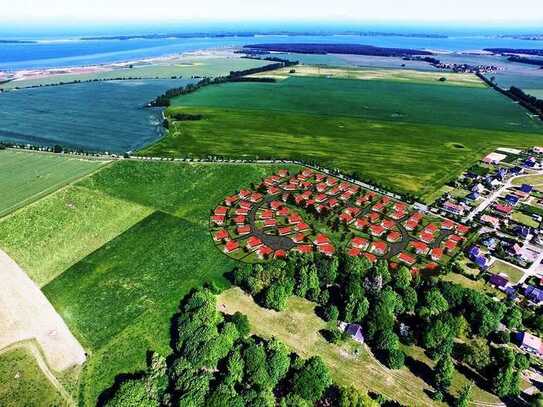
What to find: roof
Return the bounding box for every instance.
[214,229,229,241]
[296,244,313,254]
[370,224,385,236]
[519,332,543,353]
[371,240,387,252]
[314,234,330,245]
[351,237,368,248]
[489,274,508,287]
[410,240,429,252]
[387,231,402,242]
[257,245,273,258]
[398,252,416,265]
[495,203,513,214]
[224,240,239,252]
[348,247,361,257]
[363,252,377,263]
[247,236,263,248]
[345,323,364,342]
[237,225,251,234]
[525,285,543,303]
[520,184,533,193]
[431,247,443,259]
[318,243,335,255]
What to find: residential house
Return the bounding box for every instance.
[516,332,543,357]
[398,252,416,266]
[213,229,229,242]
[370,240,387,256]
[351,237,369,250]
[237,225,251,236]
[489,274,509,289]
[345,323,364,343]
[224,240,239,254]
[525,285,543,305]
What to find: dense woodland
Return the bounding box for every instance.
[101,288,382,406]
[232,252,542,403]
[242,43,432,57]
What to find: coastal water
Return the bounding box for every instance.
[0,79,193,153]
[2,33,543,71]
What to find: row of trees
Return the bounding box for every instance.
[231,252,537,401]
[103,288,381,406]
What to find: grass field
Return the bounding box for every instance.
[141,74,543,199]
[0,150,105,218]
[0,346,65,407]
[218,287,500,406]
[0,160,298,406]
[490,259,525,283]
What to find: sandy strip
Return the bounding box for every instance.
[0,249,85,372]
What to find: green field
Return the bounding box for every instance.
[0,346,65,407]
[0,57,268,90]
[0,150,105,217]
[0,160,297,406]
[140,75,543,199]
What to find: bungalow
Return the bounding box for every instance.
[296,244,313,254]
[387,231,402,243]
[257,245,274,260]
[339,191,354,201]
[294,194,306,206]
[382,219,395,230]
[368,212,381,224]
[517,332,543,357]
[300,181,313,190]
[394,202,407,212]
[419,232,434,244]
[390,210,405,220]
[316,183,328,193]
[315,173,326,182]
[381,196,391,205]
[370,240,387,256]
[370,224,386,237]
[327,186,341,196]
[277,207,290,217]
[315,193,328,203]
[348,247,361,257]
[339,181,350,192]
[520,184,534,194]
[214,206,228,216]
[281,193,290,203]
[314,234,331,246]
[410,240,429,255]
[508,243,523,257]
[246,236,263,250]
[483,152,507,164]
[404,219,419,231]
[239,200,252,210]
[300,168,313,179]
[349,185,360,194]
[524,285,543,305]
[239,189,251,200]
[237,225,251,236]
[288,213,303,225]
[339,213,354,224]
[328,198,339,208]
[260,209,274,220]
[372,202,385,212]
[430,247,443,262]
[304,199,316,208]
[270,200,283,211]
[233,215,246,225]
[354,217,369,230]
[456,224,470,235]
[318,243,335,256]
[278,226,293,236]
[292,233,305,244]
[211,215,226,226]
[398,252,416,266]
[224,240,240,254]
[345,323,364,344]
[495,203,513,215]
[296,222,310,232]
[267,186,280,195]
[424,224,439,234]
[441,219,455,230]
[489,274,509,289]
[213,229,229,242]
[282,183,298,191]
[442,239,458,252]
[481,214,500,228]
[326,176,338,187]
[351,237,369,250]
[443,201,465,216]
[274,249,287,259]
[355,196,367,207]
[224,195,239,206]
[264,219,277,227]
[235,208,249,216]
[345,207,361,217]
[363,252,378,264]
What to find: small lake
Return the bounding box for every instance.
[0,79,193,153]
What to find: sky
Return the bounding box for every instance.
[2,0,543,25]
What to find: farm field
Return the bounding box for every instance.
[218,287,500,406]
[142,74,543,199]
[0,150,105,218]
[0,346,66,407]
[0,160,298,406]
[0,56,269,90]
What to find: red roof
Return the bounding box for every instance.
[363,252,378,263]
[441,219,455,229]
[369,212,380,223]
[456,224,470,235]
[316,183,328,192]
[443,239,457,251]
[267,186,280,195]
[277,207,289,217]
[370,224,385,236]
[260,209,274,219]
[214,229,229,241]
[424,224,439,234]
[277,169,289,177]
[448,234,462,243]
[318,243,335,255]
[348,247,361,257]
[296,244,313,254]
[274,249,287,259]
[292,233,305,243]
[355,218,368,229]
[278,226,292,236]
[235,208,249,216]
[289,213,303,224]
[326,177,338,186]
[410,240,429,253]
[296,222,310,232]
[237,225,251,235]
[239,200,252,210]
[270,200,283,210]
[387,231,402,242]
[224,240,239,253]
[351,237,368,249]
[404,220,418,230]
[257,245,273,258]
[314,234,330,245]
[315,193,328,203]
[246,236,263,249]
[398,252,416,265]
[328,198,339,208]
[339,213,354,223]
[371,240,387,254]
[224,195,239,206]
[211,215,225,225]
[234,215,246,225]
[214,206,228,216]
[382,219,395,229]
[239,189,251,199]
[495,203,513,214]
[264,219,277,227]
[420,232,434,243]
[431,247,443,260]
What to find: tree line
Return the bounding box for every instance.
[101,287,383,407]
[232,252,540,403]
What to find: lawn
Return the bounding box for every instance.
[0,346,65,407]
[218,287,501,406]
[512,211,540,228]
[2,160,297,406]
[141,74,543,199]
[0,150,105,218]
[490,259,525,284]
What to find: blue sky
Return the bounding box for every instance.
[2,0,542,25]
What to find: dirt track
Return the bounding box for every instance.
[0,249,86,372]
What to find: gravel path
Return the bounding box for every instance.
[0,249,86,372]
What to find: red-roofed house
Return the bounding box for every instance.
[267,185,280,195]
[363,252,378,263]
[326,177,338,187]
[328,198,339,208]
[283,183,298,191]
[387,231,402,243]
[233,215,246,225]
[390,210,405,220]
[404,219,418,231]
[314,234,330,246]
[274,249,287,259]
[382,219,395,230]
[340,213,354,223]
[296,244,313,254]
[278,226,293,236]
[318,243,335,256]
[327,186,341,196]
[277,207,289,217]
[424,224,439,234]
[370,224,386,237]
[448,234,462,243]
[239,189,251,200]
[315,173,325,182]
[260,209,274,220]
[316,183,328,193]
[456,224,470,235]
[354,217,369,230]
[224,240,239,254]
[214,229,229,242]
[292,233,305,244]
[211,215,225,226]
[214,206,228,216]
[289,213,303,225]
[237,225,251,235]
[430,247,443,261]
[369,212,380,223]
[495,203,513,215]
[270,200,283,211]
[340,191,353,201]
[442,239,457,252]
[372,202,385,212]
[410,240,429,255]
[315,193,328,203]
[257,245,273,260]
[296,223,310,232]
[398,252,416,266]
[370,240,387,256]
[246,236,263,250]
[264,219,277,227]
[381,196,391,205]
[239,200,252,210]
[224,195,239,206]
[441,219,455,230]
[419,232,434,244]
[348,247,361,257]
[351,237,369,250]
[235,208,249,216]
[277,169,289,178]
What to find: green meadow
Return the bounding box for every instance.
[0,150,105,217]
[141,75,543,200]
[0,160,298,406]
